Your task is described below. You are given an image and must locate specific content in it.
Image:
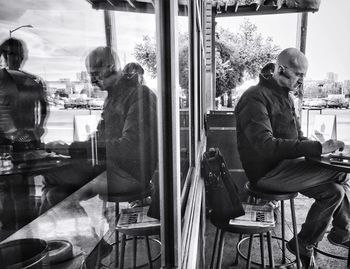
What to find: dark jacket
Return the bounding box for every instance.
[235,75,321,183]
[0,69,48,148]
[98,76,158,187]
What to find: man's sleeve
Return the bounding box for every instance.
[239,94,321,159]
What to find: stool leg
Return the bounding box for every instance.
[210,228,221,269]
[216,230,226,269]
[260,233,265,268]
[281,200,286,264]
[267,231,275,268]
[233,233,243,266]
[290,199,301,269]
[145,236,153,269]
[120,234,126,269]
[115,202,120,267]
[246,234,254,269]
[347,247,350,267]
[132,236,137,269]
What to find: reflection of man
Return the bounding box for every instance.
[0,38,48,148]
[42,47,157,211]
[85,47,158,195]
[235,48,349,262]
[0,38,48,230]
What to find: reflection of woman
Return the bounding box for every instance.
[0,38,48,149]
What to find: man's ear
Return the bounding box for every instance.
[278,65,285,75]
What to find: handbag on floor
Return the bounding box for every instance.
[202,148,245,222]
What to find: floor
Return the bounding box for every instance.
[1,177,348,268]
[204,195,349,269]
[87,231,161,269]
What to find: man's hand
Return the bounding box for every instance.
[45,140,70,155]
[321,139,345,154]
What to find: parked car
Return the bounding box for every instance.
[64,98,88,109]
[88,98,104,110]
[64,99,75,109]
[302,98,326,109]
[326,98,349,109]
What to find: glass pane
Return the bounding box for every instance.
[0,2,160,267]
[0,2,106,241]
[178,0,190,189]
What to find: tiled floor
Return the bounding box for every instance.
[205,195,349,269]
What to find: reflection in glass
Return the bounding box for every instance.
[178,1,190,189]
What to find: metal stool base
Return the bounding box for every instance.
[119,236,161,269]
[237,235,297,268]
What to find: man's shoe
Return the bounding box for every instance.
[286,237,314,258]
[287,237,318,268]
[327,232,350,249]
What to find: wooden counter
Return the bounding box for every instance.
[1,171,114,268]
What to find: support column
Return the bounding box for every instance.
[296,13,308,125]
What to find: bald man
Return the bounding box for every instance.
[42,47,157,212]
[235,48,349,261]
[85,47,158,196]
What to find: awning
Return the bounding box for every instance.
[86,0,320,16]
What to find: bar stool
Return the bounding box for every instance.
[117,222,160,269]
[245,182,301,269]
[100,186,155,268]
[210,214,276,269]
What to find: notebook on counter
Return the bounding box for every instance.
[329,148,350,166]
[12,150,70,163]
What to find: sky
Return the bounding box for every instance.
[217,0,350,82]
[0,0,349,83]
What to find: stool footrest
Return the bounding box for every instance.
[237,234,297,268]
[314,246,349,261]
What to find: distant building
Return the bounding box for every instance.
[76,71,88,82]
[343,80,350,95]
[303,79,327,98]
[326,72,338,82]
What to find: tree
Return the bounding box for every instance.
[134,36,157,78]
[134,34,189,90]
[134,19,280,105]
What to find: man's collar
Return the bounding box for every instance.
[259,74,290,97]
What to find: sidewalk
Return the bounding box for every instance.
[205,194,349,268]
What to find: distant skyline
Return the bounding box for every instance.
[0,0,349,82]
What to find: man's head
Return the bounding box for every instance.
[85,46,121,91]
[273,47,308,91]
[0,38,27,70]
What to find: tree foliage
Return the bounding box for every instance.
[134,36,157,78]
[134,19,280,97]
